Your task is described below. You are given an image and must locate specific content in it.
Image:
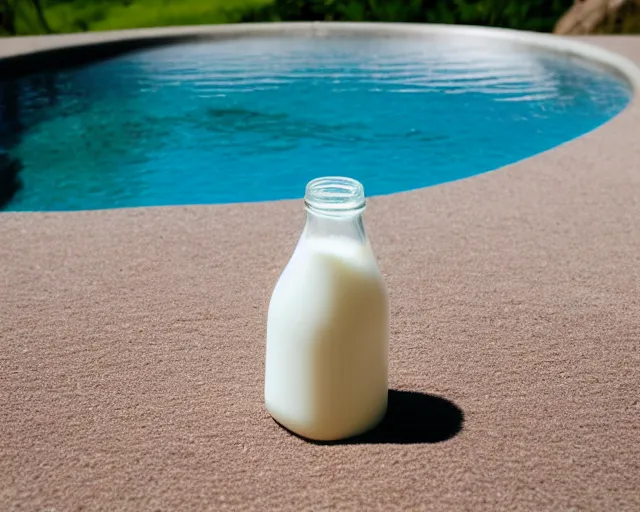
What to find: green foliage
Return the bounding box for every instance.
[4,0,640,36]
[243,0,575,32]
[2,0,50,35]
[9,0,271,35]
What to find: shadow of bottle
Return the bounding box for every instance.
[278,389,464,445]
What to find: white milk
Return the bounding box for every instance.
[265,235,389,441]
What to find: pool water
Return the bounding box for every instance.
[0,36,632,211]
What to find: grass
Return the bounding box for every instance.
[14,0,272,35]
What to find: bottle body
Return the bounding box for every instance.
[265,178,389,441]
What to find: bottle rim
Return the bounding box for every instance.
[304,176,366,213]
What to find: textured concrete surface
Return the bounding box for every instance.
[1,27,639,511]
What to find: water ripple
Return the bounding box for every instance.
[118,39,578,101]
[0,36,631,211]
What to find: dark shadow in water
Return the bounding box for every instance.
[0,79,24,209]
[205,106,369,149]
[0,152,23,209]
[0,72,61,210]
[0,79,22,145]
[42,72,59,107]
[0,37,201,81]
[276,389,464,445]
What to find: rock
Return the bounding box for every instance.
[554,0,640,34]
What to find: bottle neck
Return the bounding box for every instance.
[302,176,368,244]
[303,208,368,244]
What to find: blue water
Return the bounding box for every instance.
[0,36,632,211]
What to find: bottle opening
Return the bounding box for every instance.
[304,177,366,213]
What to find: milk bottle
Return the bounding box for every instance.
[265,177,389,441]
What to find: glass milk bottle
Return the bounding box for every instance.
[265,177,389,441]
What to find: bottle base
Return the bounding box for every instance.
[266,396,388,443]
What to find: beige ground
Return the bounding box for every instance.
[1,32,639,511]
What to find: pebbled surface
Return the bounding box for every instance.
[1,35,640,511]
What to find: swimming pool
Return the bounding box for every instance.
[0,31,632,211]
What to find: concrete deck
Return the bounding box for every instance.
[1,25,639,511]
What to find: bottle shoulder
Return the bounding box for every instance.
[270,237,388,303]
